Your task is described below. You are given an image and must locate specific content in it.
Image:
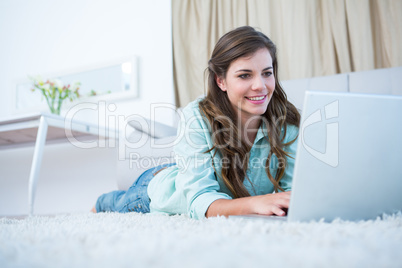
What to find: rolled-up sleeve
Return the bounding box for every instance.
[174,103,232,219]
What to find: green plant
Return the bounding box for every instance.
[30,76,80,115]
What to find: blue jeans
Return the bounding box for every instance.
[95,163,175,213]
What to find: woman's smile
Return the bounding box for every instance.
[245,94,267,103]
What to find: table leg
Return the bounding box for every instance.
[28,116,48,216]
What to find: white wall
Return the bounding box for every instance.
[0,0,174,216]
[0,0,175,124]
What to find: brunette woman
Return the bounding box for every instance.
[93,26,300,219]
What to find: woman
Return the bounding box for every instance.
[93,26,300,219]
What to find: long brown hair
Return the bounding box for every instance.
[199,26,300,198]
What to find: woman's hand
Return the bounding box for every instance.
[248,191,291,216]
[206,191,291,218]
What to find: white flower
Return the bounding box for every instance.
[42,83,50,91]
[54,79,63,89]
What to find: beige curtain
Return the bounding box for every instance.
[172,0,402,107]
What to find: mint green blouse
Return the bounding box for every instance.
[147,98,299,220]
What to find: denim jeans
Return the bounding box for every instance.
[95,163,175,213]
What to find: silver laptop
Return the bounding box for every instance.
[231,91,402,222]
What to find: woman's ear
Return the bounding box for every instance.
[215,75,227,92]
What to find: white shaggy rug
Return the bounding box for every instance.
[1,212,402,268]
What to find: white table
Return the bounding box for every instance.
[0,112,114,215]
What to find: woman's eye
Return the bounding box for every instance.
[263,71,273,77]
[239,74,250,79]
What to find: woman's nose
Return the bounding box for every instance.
[251,76,266,91]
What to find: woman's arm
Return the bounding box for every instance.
[172,101,234,219]
[206,191,291,218]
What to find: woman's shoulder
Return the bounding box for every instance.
[178,96,209,126]
[181,96,205,115]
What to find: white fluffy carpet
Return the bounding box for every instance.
[1,212,402,268]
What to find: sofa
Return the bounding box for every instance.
[282,66,402,110]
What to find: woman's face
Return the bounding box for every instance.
[216,48,275,127]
